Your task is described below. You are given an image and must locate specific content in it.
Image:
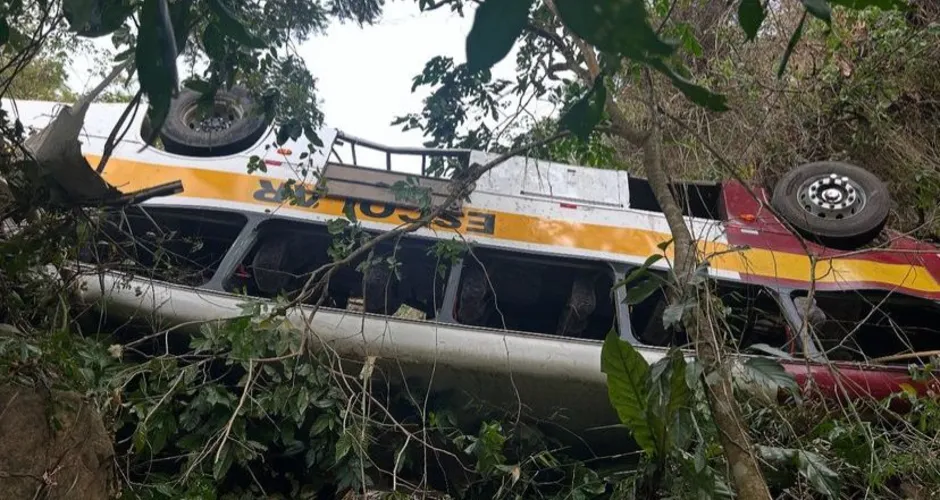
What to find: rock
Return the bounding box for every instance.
[0,385,114,500]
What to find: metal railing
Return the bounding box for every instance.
[329,131,471,177]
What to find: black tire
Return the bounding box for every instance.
[159,86,269,157]
[770,161,890,249]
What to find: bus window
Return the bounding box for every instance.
[630,276,792,354]
[793,291,940,364]
[453,248,616,340]
[82,207,247,287]
[227,220,450,320]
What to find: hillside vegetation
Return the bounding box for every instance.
[2,0,940,499]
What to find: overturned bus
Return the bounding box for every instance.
[12,87,940,451]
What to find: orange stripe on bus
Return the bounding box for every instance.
[92,155,940,295]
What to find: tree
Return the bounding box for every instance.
[400,0,910,498]
[3,55,76,101]
[2,0,937,498]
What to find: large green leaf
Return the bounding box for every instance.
[615,254,664,290]
[601,331,654,452]
[665,350,689,417]
[465,0,533,73]
[136,0,178,145]
[0,18,8,46]
[63,0,133,38]
[649,59,729,111]
[802,0,832,24]
[829,0,905,8]
[169,0,193,52]
[777,12,807,79]
[207,0,266,49]
[742,357,798,395]
[555,0,673,61]
[624,277,662,305]
[738,0,766,41]
[647,349,690,455]
[202,23,226,60]
[797,450,841,498]
[559,76,607,141]
[760,446,840,498]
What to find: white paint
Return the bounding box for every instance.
[9,98,740,281]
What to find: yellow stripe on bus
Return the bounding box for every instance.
[92,155,940,295]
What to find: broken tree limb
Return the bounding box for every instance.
[19,60,184,207]
[99,180,184,206]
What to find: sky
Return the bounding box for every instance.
[301,2,489,148]
[67,1,535,154]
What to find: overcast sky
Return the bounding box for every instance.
[67,2,532,152]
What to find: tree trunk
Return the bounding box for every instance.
[607,76,773,500]
[536,8,772,495]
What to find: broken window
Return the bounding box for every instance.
[793,291,940,365]
[226,219,450,320]
[630,276,791,354]
[453,248,616,340]
[627,177,723,219]
[82,207,247,286]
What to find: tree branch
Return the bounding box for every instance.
[630,67,773,500]
[523,22,591,83]
[286,131,573,318]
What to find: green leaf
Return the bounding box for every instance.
[615,254,664,290]
[136,0,178,145]
[63,0,133,38]
[334,433,352,463]
[0,18,8,46]
[649,59,729,111]
[797,451,840,498]
[213,443,234,480]
[743,357,798,395]
[761,447,839,498]
[168,0,193,51]
[662,301,693,330]
[802,0,832,24]
[738,0,766,41]
[559,76,607,141]
[746,343,795,359]
[465,0,533,73]
[555,0,673,61]
[777,12,807,79]
[685,359,703,389]
[207,0,266,49]
[133,425,148,453]
[304,125,324,147]
[311,414,331,436]
[663,350,689,426]
[601,331,654,452]
[184,79,214,95]
[624,277,661,305]
[202,23,226,60]
[674,23,703,57]
[828,0,905,9]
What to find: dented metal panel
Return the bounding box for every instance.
[521,158,625,208]
[321,162,460,210]
[469,150,627,209]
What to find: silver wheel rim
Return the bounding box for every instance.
[797,173,867,220]
[183,97,243,133]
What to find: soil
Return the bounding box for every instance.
[0,385,114,499]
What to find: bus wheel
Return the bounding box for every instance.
[159,86,269,157]
[770,161,890,249]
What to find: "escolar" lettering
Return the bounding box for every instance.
[342,199,496,236]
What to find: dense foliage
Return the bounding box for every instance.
[2,0,940,499]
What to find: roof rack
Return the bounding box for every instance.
[329,131,471,177]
